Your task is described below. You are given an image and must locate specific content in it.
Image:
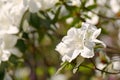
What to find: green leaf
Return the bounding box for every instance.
[15,39,26,53]
[28,13,40,29]
[52,6,61,23]
[86,4,97,10]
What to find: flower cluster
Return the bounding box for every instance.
[55,22,106,62]
[0,0,59,64]
[24,0,59,13]
[0,1,20,63]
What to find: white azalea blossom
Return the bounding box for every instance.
[85,12,99,25]
[110,0,120,13]
[96,0,106,6]
[23,0,41,13]
[0,34,18,63]
[66,17,73,24]
[39,0,59,11]
[55,23,106,62]
[85,0,94,7]
[0,0,26,34]
[112,61,120,71]
[23,0,59,13]
[15,67,31,79]
[112,56,120,71]
[0,3,18,34]
[0,0,25,64]
[8,0,27,27]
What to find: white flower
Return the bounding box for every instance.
[23,0,41,13]
[67,0,81,7]
[0,0,26,34]
[0,3,18,34]
[15,67,31,79]
[0,0,24,64]
[110,0,120,13]
[112,61,120,71]
[85,0,94,7]
[96,0,106,6]
[23,0,59,13]
[51,74,67,80]
[112,56,120,71]
[66,17,73,24]
[0,34,18,63]
[85,12,99,25]
[55,22,106,62]
[40,0,59,11]
[8,0,27,27]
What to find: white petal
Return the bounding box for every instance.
[81,22,90,29]
[2,34,18,49]
[93,39,106,47]
[81,46,94,58]
[62,55,71,62]
[0,26,19,34]
[113,61,120,70]
[23,0,28,6]
[92,29,101,39]
[62,36,73,45]
[7,26,19,34]
[29,0,41,13]
[1,50,11,61]
[55,42,69,56]
[40,0,59,10]
[69,49,81,62]
[110,0,120,13]
[67,27,78,37]
[85,41,95,49]
[9,48,22,57]
[86,12,99,25]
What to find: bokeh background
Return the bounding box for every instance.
[1,0,120,80]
